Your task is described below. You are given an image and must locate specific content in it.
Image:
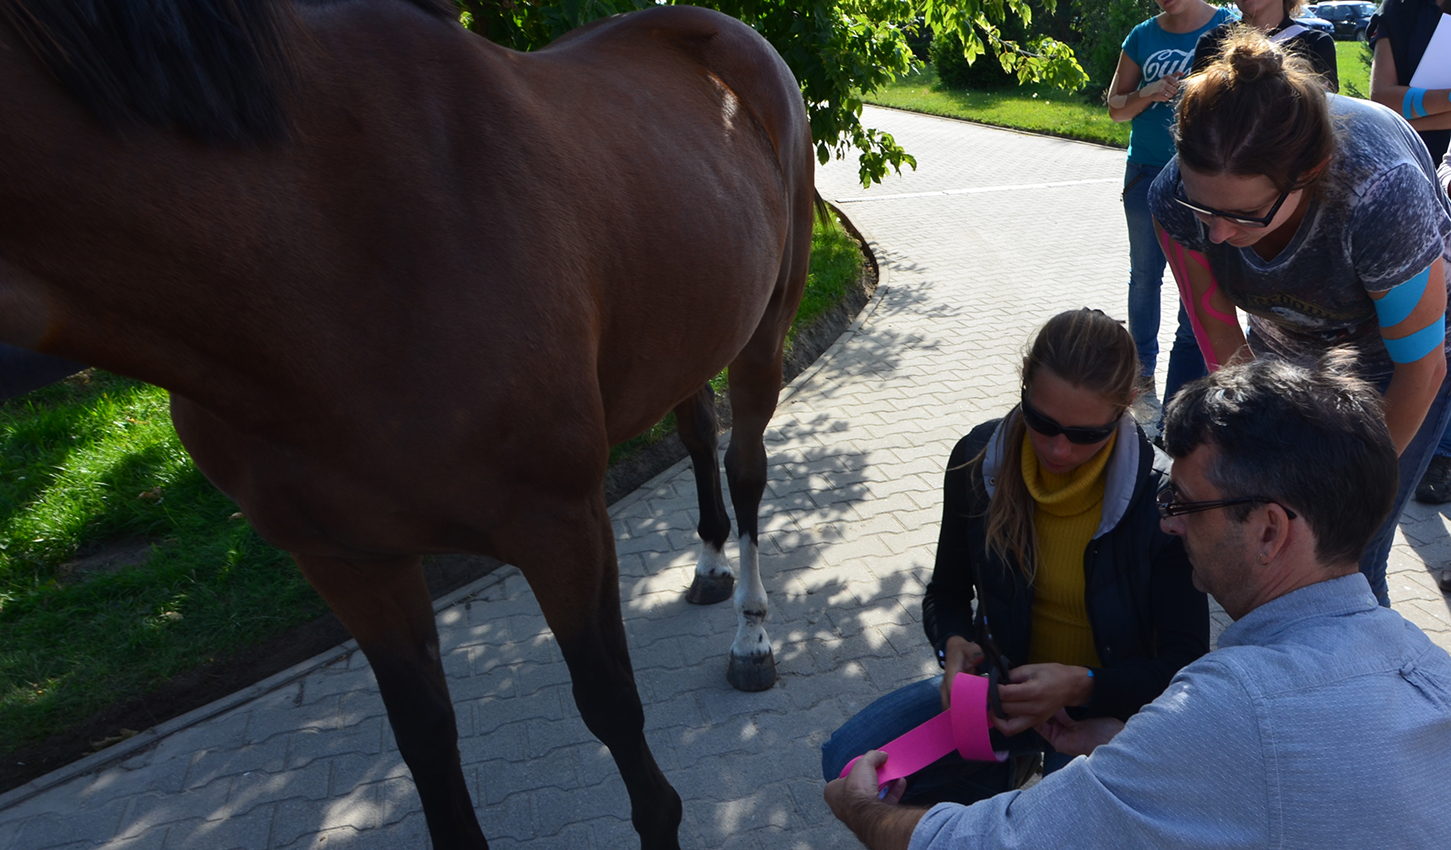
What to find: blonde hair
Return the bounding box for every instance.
[975,309,1138,583]
[1176,27,1336,196]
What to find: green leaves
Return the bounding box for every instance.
[452,0,1087,186]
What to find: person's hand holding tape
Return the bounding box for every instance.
[990,663,1096,737]
[938,635,985,712]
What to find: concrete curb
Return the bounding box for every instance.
[0,567,515,812]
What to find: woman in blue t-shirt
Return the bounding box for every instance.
[1150,30,1451,607]
[1107,0,1232,419]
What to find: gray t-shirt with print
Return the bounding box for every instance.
[1150,94,1451,380]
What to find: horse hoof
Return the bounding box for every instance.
[726,649,776,691]
[685,572,734,605]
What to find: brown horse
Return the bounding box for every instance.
[0,1,815,847]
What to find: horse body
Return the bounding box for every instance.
[0,2,812,847]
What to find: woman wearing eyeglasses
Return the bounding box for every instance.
[1150,29,1451,607]
[820,308,1209,805]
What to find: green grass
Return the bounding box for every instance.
[1,211,865,751]
[1336,40,1373,99]
[866,65,1129,148]
[868,46,1374,150]
[0,374,325,749]
[606,210,865,465]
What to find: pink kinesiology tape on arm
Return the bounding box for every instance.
[1158,228,1234,370]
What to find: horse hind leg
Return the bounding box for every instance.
[674,384,735,605]
[721,354,782,692]
[715,187,810,692]
[293,553,488,850]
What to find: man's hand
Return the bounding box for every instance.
[824,751,924,850]
[991,663,1093,736]
[825,750,905,814]
[1036,710,1125,757]
[940,635,985,711]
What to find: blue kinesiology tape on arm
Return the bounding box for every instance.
[1404,88,1429,120]
[1374,265,1433,329]
[1383,314,1447,364]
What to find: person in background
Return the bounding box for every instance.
[1191,1,1339,90]
[1107,0,1232,429]
[1369,0,1451,507]
[1151,30,1451,605]
[825,355,1451,850]
[819,308,1207,807]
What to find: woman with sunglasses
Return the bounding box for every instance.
[820,308,1209,805]
[1150,29,1451,607]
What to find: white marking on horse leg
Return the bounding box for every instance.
[730,536,770,659]
[695,539,735,580]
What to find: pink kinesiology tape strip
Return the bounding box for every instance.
[1160,229,1221,370]
[1158,230,1237,369]
[839,673,1007,790]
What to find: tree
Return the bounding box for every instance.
[1070,0,1159,92]
[455,1,1086,186]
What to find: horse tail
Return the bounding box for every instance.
[814,190,831,228]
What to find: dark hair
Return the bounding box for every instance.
[1175,27,1336,196]
[1162,352,1397,569]
[978,308,1139,580]
[0,0,453,145]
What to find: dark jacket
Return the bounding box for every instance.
[1192,18,1339,93]
[1370,0,1451,161]
[921,413,1210,721]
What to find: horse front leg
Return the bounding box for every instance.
[293,553,486,850]
[519,496,682,850]
[673,384,735,604]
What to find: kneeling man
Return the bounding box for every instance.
[826,355,1451,849]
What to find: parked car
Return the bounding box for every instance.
[1293,10,1338,36]
[1308,2,1375,40]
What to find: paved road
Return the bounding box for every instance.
[3,106,1449,850]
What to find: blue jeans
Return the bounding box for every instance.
[821,676,1071,806]
[1359,370,1451,606]
[1435,419,1451,459]
[1124,161,1206,401]
[0,343,85,402]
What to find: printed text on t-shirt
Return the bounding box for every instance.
[1142,49,1193,82]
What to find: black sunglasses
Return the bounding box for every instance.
[1156,484,1298,520]
[1173,176,1291,229]
[1019,391,1120,445]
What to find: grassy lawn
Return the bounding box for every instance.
[1336,39,1372,99]
[1,212,864,753]
[868,43,1374,149]
[0,376,317,749]
[866,65,1129,148]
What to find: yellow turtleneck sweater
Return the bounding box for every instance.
[1020,431,1115,668]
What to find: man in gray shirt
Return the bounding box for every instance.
[826,354,1451,850]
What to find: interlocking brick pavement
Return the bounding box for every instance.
[3,107,1448,849]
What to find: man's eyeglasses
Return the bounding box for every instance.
[1173,176,1291,229]
[1156,484,1298,520]
[1019,391,1120,445]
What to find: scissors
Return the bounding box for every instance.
[975,616,1013,720]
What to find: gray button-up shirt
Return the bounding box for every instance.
[910,574,1451,849]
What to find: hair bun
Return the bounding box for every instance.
[1220,27,1285,84]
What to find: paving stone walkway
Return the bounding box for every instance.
[4,106,1449,850]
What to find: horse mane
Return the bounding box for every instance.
[0,0,454,145]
